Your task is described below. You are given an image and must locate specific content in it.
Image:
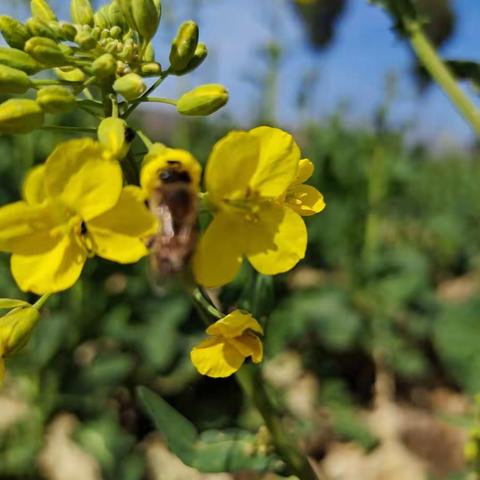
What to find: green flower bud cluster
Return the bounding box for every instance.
[169,21,208,76]
[0,0,227,134]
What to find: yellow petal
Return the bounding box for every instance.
[22,164,46,205]
[190,336,245,378]
[248,126,300,197]
[247,205,307,275]
[0,201,62,255]
[293,158,314,185]
[192,212,245,287]
[230,332,263,364]
[287,184,326,216]
[45,138,122,221]
[206,310,263,338]
[87,186,158,264]
[205,131,259,200]
[140,145,202,196]
[11,234,87,294]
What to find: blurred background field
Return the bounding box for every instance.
[2,0,480,479]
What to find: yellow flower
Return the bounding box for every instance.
[190,310,263,378]
[193,126,325,287]
[0,138,158,294]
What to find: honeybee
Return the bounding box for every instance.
[147,159,199,280]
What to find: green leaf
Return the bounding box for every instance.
[434,299,480,393]
[137,386,197,464]
[137,387,277,473]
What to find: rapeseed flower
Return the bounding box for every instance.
[0,138,157,294]
[193,126,325,287]
[190,310,263,378]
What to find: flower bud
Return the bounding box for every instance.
[140,62,161,77]
[74,30,96,50]
[173,42,207,76]
[60,22,77,41]
[110,26,122,39]
[71,0,94,26]
[54,66,86,82]
[94,7,110,30]
[60,44,74,57]
[0,47,41,75]
[25,36,68,67]
[176,84,228,116]
[26,17,58,40]
[37,85,76,113]
[0,306,40,382]
[31,0,57,23]
[169,21,198,73]
[0,16,31,49]
[98,117,131,158]
[113,72,146,101]
[105,39,119,55]
[143,42,155,62]
[0,99,44,134]
[92,53,116,80]
[108,1,128,32]
[0,65,33,94]
[47,21,66,39]
[90,26,100,40]
[117,0,135,30]
[132,0,160,41]
[0,307,40,355]
[119,43,134,62]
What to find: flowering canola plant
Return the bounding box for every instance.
[0,0,325,390]
[0,0,328,477]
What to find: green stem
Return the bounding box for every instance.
[191,288,222,321]
[134,96,177,106]
[40,126,97,134]
[123,70,170,118]
[32,294,51,311]
[236,367,322,480]
[405,22,480,137]
[82,87,95,100]
[110,94,119,118]
[135,128,153,149]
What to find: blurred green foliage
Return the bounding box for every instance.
[0,105,478,477]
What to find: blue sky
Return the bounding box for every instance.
[6,0,480,145]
